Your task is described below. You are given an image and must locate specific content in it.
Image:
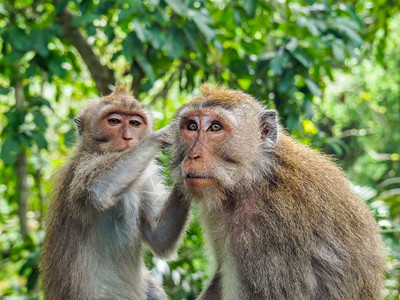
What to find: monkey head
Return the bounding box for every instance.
[74,86,153,153]
[170,84,279,207]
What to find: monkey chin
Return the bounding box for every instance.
[185,177,216,189]
[184,179,226,211]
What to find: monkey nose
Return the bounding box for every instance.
[189,153,200,160]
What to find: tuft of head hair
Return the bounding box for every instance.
[190,83,262,109]
[99,85,143,111]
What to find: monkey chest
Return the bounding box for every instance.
[94,191,142,245]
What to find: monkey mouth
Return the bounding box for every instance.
[185,173,215,188]
[185,173,214,179]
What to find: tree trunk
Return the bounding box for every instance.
[54,4,116,95]
[14,80,29,239]
[16,151,28,238]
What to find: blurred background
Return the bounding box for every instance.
[0,0,399,299]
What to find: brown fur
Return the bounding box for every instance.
[169,84,385,300]
[41,87,189,300]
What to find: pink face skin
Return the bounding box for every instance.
[101,109,148,152]
[180,112,234,189]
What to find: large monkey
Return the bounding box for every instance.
[168,84,385,300]
[41,86,190,300]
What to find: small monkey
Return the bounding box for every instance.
[41,86,190,300]
[167,84,385,300]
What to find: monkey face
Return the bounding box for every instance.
[96,108,149,152]
[179,109,239,190]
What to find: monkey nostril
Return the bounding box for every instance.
[189,153,200,160]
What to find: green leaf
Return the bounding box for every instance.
[31,29,50,57]
[3,51,25,63]
[55,0,69,15]
[326,138,344,156]
[342,27,362,45]
[134,20,148,42]
[165,26,184,59]
[122,32,142,62]
[278,71,294,94]
[80,0,93,14]
[193,19,215,42]
[136,54,156,83]
[1,136,20,165]
[291,50,311,68]
[64,128,77,148]
[48,55,67,78]
[19,133,31,148]
[111,50,122,62]
[104,26,115,41]
[27,268,39,291]
[71,14,97,27]
[333,18,362,45]
[237,79,252,90]
[31,131,48,149]
[8,27,32,51]
[270,51,289,76]
[183,27,200,52]
[334,17,360,31]
[332,39,346,61]
[32,110,47,129]
[148,26,164,49]
[165,0,186,16]
[118,7,134,25]
[258,51,275,62]
[29,96,52,109]
[233,8,241,26]
[4,109,25,130]
[148,0,159,6]
[190,10,215,42]
[286,114,299,130]
[306,21,320,36]
[0,85,10,95]
[243,0,257,18]
[305,79,322,97]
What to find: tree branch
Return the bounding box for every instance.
[54,5,116,95]
[131,60,146,98]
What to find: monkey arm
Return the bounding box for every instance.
[69,135,162,211]
[91,136,163,210]
[197,271,222,300]
[141,185,190,258]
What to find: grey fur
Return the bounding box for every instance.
[41,96,189,300]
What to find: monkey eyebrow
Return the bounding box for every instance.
[101,108,148,124]
[178,108,238,127]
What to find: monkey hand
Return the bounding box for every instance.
[153,124,174,148]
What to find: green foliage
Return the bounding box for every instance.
[0,0,399,298]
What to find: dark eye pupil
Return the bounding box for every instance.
[188,122,198,131]
[108,119,119,124]
[130,120,140,126]
[211,123,221,131]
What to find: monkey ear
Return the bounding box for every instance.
[260,109,278,149]
[74,116,84,135]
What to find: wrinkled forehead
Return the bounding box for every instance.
[176,103,241,127]
[177,100,262,124]
[85,98,152,125]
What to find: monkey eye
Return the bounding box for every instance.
[187,121,198,131]
[107,118,121,125]
[209,122,222,131]
[130,120,141,127]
